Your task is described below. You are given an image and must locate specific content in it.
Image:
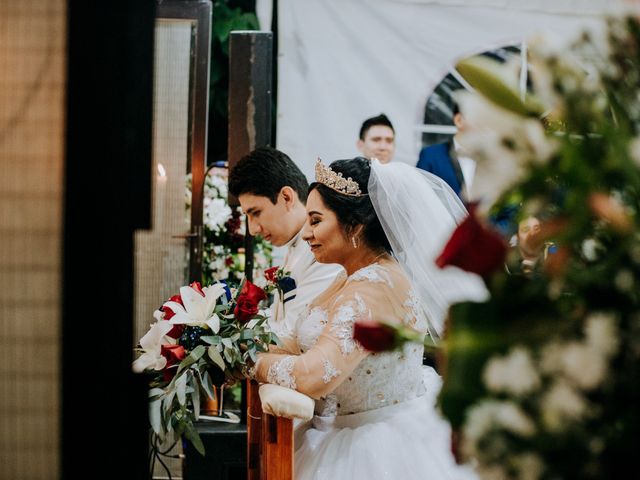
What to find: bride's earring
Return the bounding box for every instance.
[351,236,358,249]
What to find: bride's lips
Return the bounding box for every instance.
[309,244,321,251]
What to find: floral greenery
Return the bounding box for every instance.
[435,15,640,480]
[133,280,278,456]
[186,164,272,289]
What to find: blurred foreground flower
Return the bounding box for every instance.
[436,205,508,278]
[353,319,427,353]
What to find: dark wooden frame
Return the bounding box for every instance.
[156,0,212,283]
[63,2,156,479]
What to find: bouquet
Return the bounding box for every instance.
[133,280,278,455]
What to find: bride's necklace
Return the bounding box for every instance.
[371,251,387,263]
[346,250,390,277]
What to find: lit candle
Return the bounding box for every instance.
[156,163,168,225]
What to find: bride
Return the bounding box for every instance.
[250,157,488,479]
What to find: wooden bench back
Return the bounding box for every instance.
[246,380,294,480]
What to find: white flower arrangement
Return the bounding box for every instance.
[482,346,541,397]
[185,164,272,287]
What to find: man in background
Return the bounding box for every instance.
[357,113,396,164]
[416,103,475,200]
[505,216,555,276]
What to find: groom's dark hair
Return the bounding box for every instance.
[229,146,309,204]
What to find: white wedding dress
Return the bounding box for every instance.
[253,258,477,479]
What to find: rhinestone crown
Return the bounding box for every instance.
[314,158,365,197]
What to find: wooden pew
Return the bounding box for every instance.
[246,381,314,480]
[246,380,263,480]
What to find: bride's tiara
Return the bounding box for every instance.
[314,158,366,197]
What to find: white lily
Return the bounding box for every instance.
[163,283,226,333]
[132,321,174,373]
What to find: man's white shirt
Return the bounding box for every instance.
[454,138,476,196]
[269,229,342,337]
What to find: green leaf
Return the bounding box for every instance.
[208,345,226,371]
[177,345,206,374]
[247,347,257,363]
[149,387,165,402]
[163,388,176,413]
[164,409,173,434]
[455,56,545,117]
[223,347,233,364]
[215,304,228,313]
[191,385,200,421]
[240,329,255,340]
[183,422,206,456]
[176,373,188,406]
[150,397,162,435]
[221,337,233,348]
[200,335,219,345]
[200,370,215,399]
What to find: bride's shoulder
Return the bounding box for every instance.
[345,259,410,291]
[347,262,394,287]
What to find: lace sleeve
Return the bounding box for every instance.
[252,273,401,399]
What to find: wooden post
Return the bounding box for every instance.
[246,380,263,480]
[228,31,273,283]
[227,31,273,480]
[262,414,294,480]
[227,31,273,201]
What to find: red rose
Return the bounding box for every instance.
[234,296,259,324]
[264,266,279,283]
[234,280,266,323]
[436,206,507,278]
[189,281,205,297]
[225,257,234,267]
[161,344,186,382]
[238,280,267,303]
[353,320,397,353]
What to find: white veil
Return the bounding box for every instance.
[368,159,489,338]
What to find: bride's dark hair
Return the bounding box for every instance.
[309,157,392,253]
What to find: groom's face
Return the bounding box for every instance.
[238,191,293,247]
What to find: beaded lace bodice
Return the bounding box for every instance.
[253,259,429,416]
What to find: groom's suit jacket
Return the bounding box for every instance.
[269,229,342,337]
[416,140,465,199]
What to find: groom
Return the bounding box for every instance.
[229,146,341,336]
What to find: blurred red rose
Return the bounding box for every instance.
[353,320,397,352]
[234,280,266,323]
[436,207,507,278]
[264,266,279,283]
[544,244,571,277]
[239,280,267,303]
[161,344,186,382]
[451,429,463,464]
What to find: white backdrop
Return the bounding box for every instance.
[256,0,621,179]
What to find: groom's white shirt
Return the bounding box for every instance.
[269,229,342,337]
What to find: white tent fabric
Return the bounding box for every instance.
[257,0,621,179]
